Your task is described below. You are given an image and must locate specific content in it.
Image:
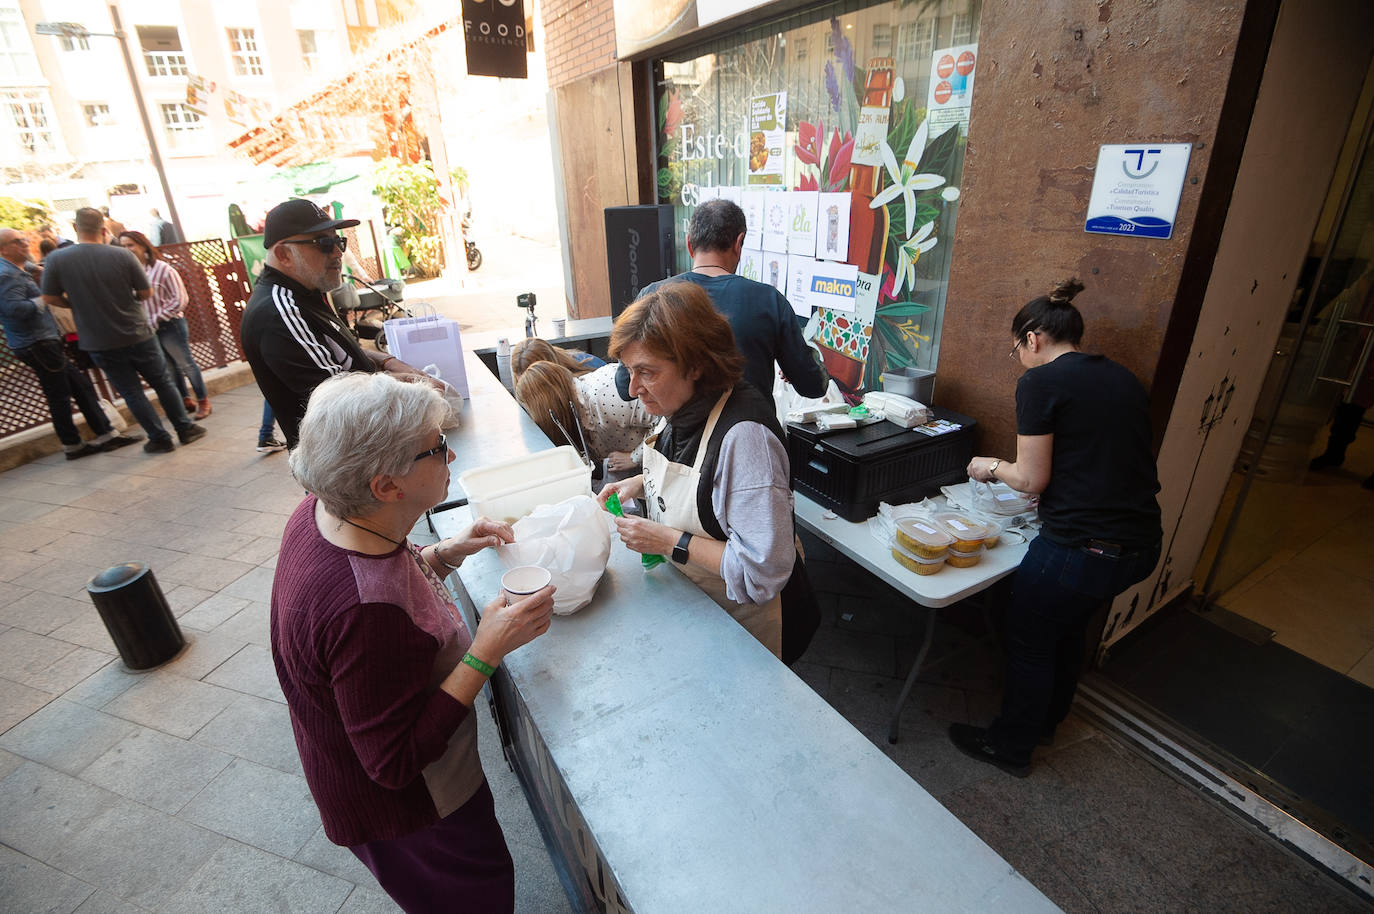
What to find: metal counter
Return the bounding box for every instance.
[432,349,1059,913]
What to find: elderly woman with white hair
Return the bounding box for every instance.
[271,372,555,914]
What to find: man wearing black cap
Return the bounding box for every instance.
[240,198,432,448]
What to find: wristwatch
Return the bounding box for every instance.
[988,460,1001,480]
[672,531,693,564]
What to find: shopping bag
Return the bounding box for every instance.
[98,398,127,433]
[495,495,611,615]
[384,307,470,399]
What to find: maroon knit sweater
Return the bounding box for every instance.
[271,496,477,846]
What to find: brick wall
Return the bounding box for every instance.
[542,0,618,88]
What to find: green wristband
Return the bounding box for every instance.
[461,652,496,677]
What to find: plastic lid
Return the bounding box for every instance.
[895,518,953,549]
[87,562,147,591]
[933,512,990,540]
[948,544,987,557]
[891,540,946,564]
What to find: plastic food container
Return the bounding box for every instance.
[457,446,592,524]
[979,515,1006,549]
[880,366,935,402]
[894,518,953,558]
[891,541,945,575]
[932,513,990,552]
[946,544,985,568]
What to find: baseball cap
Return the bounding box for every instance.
[263,198,360,249]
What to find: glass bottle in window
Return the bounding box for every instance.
[847,58,895,275]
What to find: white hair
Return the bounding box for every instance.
[289,373,448,518]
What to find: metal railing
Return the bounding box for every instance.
[0,238,252,442]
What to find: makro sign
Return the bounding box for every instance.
[462,0,528,79]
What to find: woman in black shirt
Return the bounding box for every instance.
[950,278,1162,777]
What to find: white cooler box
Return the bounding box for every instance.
[457,446,592,524]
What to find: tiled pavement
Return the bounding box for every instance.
[0,383,1368,912]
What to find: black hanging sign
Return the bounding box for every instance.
[462,0,528,79]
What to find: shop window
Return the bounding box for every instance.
[160,102,205,150]
[655,0,981,384]
[82,103,113,127]
[138,25,188,77]
[228,27,265,77]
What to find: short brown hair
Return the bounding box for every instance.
[73,207,105,235]
[610,281,743,393]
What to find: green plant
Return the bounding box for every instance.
[0,196,54,231]
[450,166,470,198]
[373,158,446,277]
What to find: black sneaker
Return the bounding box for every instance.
[64,443,102,460]
[178,424,207,446]
[949,723,1031,778]
[144,438,175,454]
[256,436,287,453]
[99,434,141,452]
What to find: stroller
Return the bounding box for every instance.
[332,274,409,352]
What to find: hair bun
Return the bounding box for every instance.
[1047,278,1084,304]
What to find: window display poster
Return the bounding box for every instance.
[787,191,819,258]
[761,249,787,293]
[926,45,977,139]
[697,186,720,203]
[1085,143,1192,239]
[761,192,789,253]
[739,247,764,283]
[747,92,787,186]
[816,192,851,261]
[740,190,765,249]
[788,257,859,316]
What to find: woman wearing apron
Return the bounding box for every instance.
[596,283,795,658]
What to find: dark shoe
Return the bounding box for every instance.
[256,436,287,453]
[949,723,1031,778]
[1363,473,1374,491]
[178,424,207,446]
[64,443,102,460]
[1309,452,1344,471]
[143,438,175,454]
[99,434,141,452]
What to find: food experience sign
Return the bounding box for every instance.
[1085,143,1192,239]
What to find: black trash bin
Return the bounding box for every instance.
[87,562,186,671]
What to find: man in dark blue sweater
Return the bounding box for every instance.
[636,200,827,409]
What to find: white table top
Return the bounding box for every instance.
[794,493,1032,608]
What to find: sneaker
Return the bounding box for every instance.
[178,424,207,446]
[99,434,141,452]
[948,723,1031,778]
[256,436,287,453]
[143,438,175,454]
[64,443,103,461]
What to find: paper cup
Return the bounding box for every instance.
[502,565,551,605]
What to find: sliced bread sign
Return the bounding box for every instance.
[1085,143,1192,239]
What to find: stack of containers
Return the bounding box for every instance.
[891,517,954,575]
[933,513,990,568]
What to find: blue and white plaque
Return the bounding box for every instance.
[1084,143,1192,239]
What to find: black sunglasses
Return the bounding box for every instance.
[282,235,347,254]
[414,433,449,462]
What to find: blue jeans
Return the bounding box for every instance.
[988,534,1161,761]
[13,339,112,446]
[155,317,207,401]
[259,400,276,443]
[87,336,192,444]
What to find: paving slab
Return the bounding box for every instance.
[100,671,238,739]
[0,842,96,914]
[81,725,233,813]
[179,758,322,858]
[162,840,352,914]
[0,698,138,775]
[192,693,302,774]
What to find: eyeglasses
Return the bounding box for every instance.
[1010,329,1039,358]
[281,235,347,254]
[414,433,449,462]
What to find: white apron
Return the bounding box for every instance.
[642,391,784,658]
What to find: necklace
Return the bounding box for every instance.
[693,262,732,274]
[338,515,405,549]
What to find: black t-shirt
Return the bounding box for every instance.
[1016,351,1161,548]
[240,265,375,447]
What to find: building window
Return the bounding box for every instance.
[82,103,113,127]
[138,26,189,77]
[298,30,318,73]
[0,5,40,80]
[160,102,204,149]
[228,27,264,76]
[871,24,892,57]
[3,89,57,155]
[792,36,808,62]
[898,20,935,65]
[952,11,973,45]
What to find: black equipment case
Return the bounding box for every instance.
[787,408,977,522]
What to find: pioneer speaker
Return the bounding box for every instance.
[605,205,676,319]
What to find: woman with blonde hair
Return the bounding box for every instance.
[510,336,603,382]
[515,359,655,479]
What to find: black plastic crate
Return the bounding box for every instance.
[787,408,977,522]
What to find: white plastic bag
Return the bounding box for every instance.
[496,495,611,615]
[98,398,127,433]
